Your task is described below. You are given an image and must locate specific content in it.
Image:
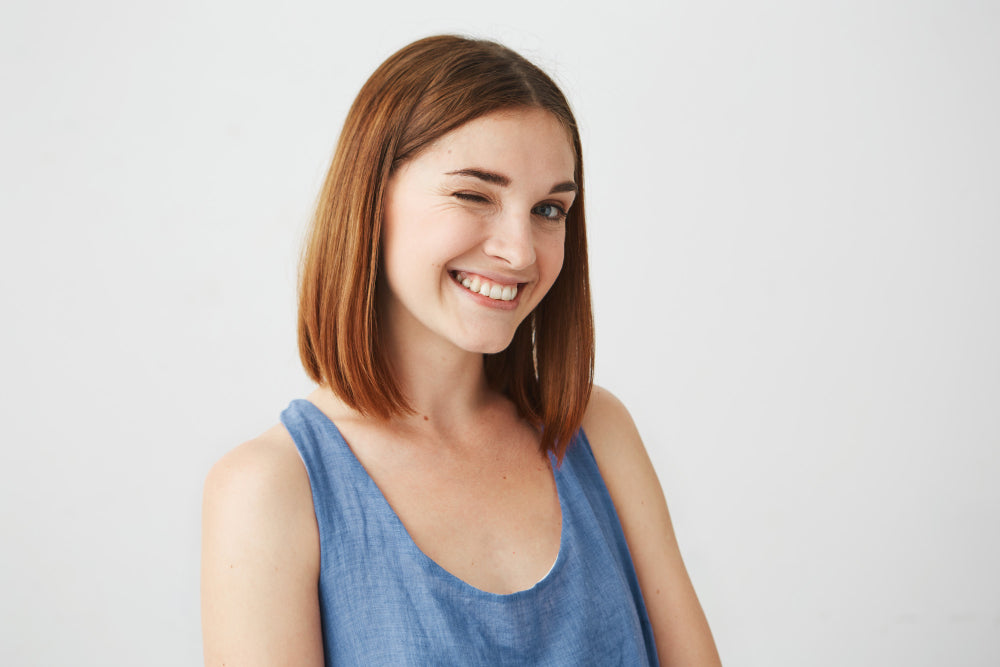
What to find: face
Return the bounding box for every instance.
[379,107,577,356]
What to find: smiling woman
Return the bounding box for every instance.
[380,109,573,356]
[201,35,721,666]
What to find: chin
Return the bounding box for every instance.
[458,330,518,355]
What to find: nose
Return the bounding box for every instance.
[482,210,535,270]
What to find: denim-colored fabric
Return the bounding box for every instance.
[281,399,658,666]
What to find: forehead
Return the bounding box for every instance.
[412,108,576,181]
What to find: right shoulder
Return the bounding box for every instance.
[204,424,308,504]
[201,425,324,665]
[202,423,318,566]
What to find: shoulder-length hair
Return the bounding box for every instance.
[297,35,594,460]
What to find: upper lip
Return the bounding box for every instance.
[450,269,532,286]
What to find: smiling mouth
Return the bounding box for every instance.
[450,271,521,302]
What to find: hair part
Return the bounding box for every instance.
[297,35,594,460]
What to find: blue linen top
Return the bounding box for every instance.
[281,399,659,666]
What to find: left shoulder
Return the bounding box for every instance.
[580,385,722,666]
[580,385,652,498]
[581,384,637,439]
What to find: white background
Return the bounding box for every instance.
[2,1,998,665]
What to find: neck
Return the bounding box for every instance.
[381,316,496,433]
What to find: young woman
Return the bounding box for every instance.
[201,35,721,666]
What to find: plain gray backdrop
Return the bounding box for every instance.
[2,1,998,665]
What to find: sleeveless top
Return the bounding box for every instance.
[281,399,659,666]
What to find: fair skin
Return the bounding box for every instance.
[201,108,721,666]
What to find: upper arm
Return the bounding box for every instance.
[582,386,721,667]
[201,426,324,667]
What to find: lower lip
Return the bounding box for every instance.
[450,273,523,311]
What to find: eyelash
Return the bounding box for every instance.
[533,203,568,222]
[452,193,568,223]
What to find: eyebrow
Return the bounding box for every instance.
[445,168,577,195]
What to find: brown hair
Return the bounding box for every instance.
[297,35,594,459]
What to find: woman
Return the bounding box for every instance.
[202,35,721,666]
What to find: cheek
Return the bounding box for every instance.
[382,200,435,262]
[380,217,428,296]
[540,231,566,284]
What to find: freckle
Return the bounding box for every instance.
[656,588,661,594]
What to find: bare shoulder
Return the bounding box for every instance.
[201,424,323,666]
[581,385,722,667]
[581,385,641,443]
[203,424,310,513]
[579,385,671,566]
[202,424,318,550]
[202,422,319,577]
[580,385,649,490]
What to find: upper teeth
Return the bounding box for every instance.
[455,272,518,301]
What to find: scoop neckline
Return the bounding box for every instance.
[296,398,568,601]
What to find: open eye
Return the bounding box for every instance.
[532,203,568,222]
